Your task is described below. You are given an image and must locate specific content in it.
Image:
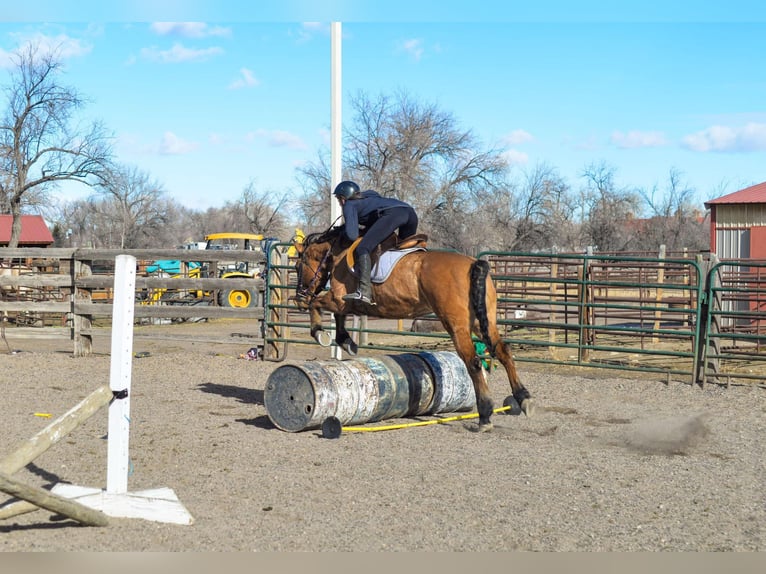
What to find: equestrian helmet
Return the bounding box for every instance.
[333,180,360,199]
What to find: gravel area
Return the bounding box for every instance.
[0,319,764,551]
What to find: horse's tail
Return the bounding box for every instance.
[469,259,493,355]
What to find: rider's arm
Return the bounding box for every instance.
[341,202,359,241]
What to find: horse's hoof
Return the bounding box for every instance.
[521,398,535,417]
[477,421,493,433]
[341,338,358,355]
[314,330,333,347]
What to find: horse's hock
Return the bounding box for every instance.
[264,351,476,432]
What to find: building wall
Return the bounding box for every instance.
[715,204,766,227]
[711,203,766,259]
[751,227,766,260]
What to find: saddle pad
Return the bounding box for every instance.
[371,247,425,283]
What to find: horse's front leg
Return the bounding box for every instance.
[333,314,358,356]
[308,298,334,347]
[308,294,357,355]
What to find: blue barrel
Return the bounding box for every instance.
[264,351,476,432]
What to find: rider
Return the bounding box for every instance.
[333,180,419,305]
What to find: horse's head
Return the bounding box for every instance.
[290,228,341,309]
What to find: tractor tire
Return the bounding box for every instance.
[218,287,258,308]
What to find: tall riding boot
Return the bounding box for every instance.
[343,252,374,305]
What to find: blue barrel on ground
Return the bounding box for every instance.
[264,351,477,432]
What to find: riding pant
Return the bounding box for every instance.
[356,206,419,256]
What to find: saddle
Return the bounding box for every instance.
[346,233,428,274]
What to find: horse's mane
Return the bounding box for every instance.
[303,226,351,249]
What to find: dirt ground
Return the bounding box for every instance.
[0,318,764,551]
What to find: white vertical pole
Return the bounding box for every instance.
[331,21,342,225]
[106,254,136,494]
[331,21,343,360]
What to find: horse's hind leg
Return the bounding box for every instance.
[451,330,495,431]
[492,337,535,417]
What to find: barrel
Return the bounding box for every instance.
[264,351,476,432]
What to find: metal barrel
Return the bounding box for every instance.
[264,351,476,432]
[383,353,435,416]
[355,356,411,422]
[262,361,340,432]
[419,351,477,414]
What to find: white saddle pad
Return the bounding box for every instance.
[370,247,425,283]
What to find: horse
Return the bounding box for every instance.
[290,226,535,430]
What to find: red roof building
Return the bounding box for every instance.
[704,182,766,259]
[0,214,55,247]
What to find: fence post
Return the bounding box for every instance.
[72,256,93,357]
[698,253,721,386]
[577,247,594,363]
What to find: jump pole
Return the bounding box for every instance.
[52,254,194,525]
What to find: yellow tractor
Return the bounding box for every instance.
[203,232,265,308]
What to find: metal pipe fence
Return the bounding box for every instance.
[264,243,766,387]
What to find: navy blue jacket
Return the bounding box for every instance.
[340,190,411,241]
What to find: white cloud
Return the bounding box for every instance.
[501,129,534,146]
[250,129,307,150]
[400,38,424,61]
[610,130,667,149]
[0,32,91,69]
[502,149,529,166]
[303,22,326,32]
[141,43,223,63]
[158,132,199,155]
[150,22,231,38]
[228,67,259,89]
[682,123,766,152]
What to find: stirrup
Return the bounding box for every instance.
[343,290,374,305]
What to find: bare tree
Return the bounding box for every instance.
[579,161,641,252]
[297,90,512,251]
[636,168,709,253]
[91,164,173,248]
[0,43,112,246]
[238,180,291,238]
[295,149,334,231]
[504,163,576,252]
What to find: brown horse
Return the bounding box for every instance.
[291,226,534,430]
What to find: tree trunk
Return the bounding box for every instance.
[9,200,22,248]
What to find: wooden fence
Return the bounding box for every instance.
[0,247,268,356]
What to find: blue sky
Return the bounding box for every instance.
[1,2,765,213]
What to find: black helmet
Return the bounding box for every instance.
[333,180,360,199]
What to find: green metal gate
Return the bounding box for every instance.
[482,251,705,383]
[263,243,765,387]
[702,260,766,385]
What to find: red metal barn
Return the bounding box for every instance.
[705,182,766,330]
[705,181,766,260]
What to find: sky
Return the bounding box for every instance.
[1,2,765,214]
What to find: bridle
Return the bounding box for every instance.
[293,238,335,306]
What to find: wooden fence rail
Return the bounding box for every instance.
[0,247,267,356]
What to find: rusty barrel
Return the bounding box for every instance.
[264,351,476,432]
